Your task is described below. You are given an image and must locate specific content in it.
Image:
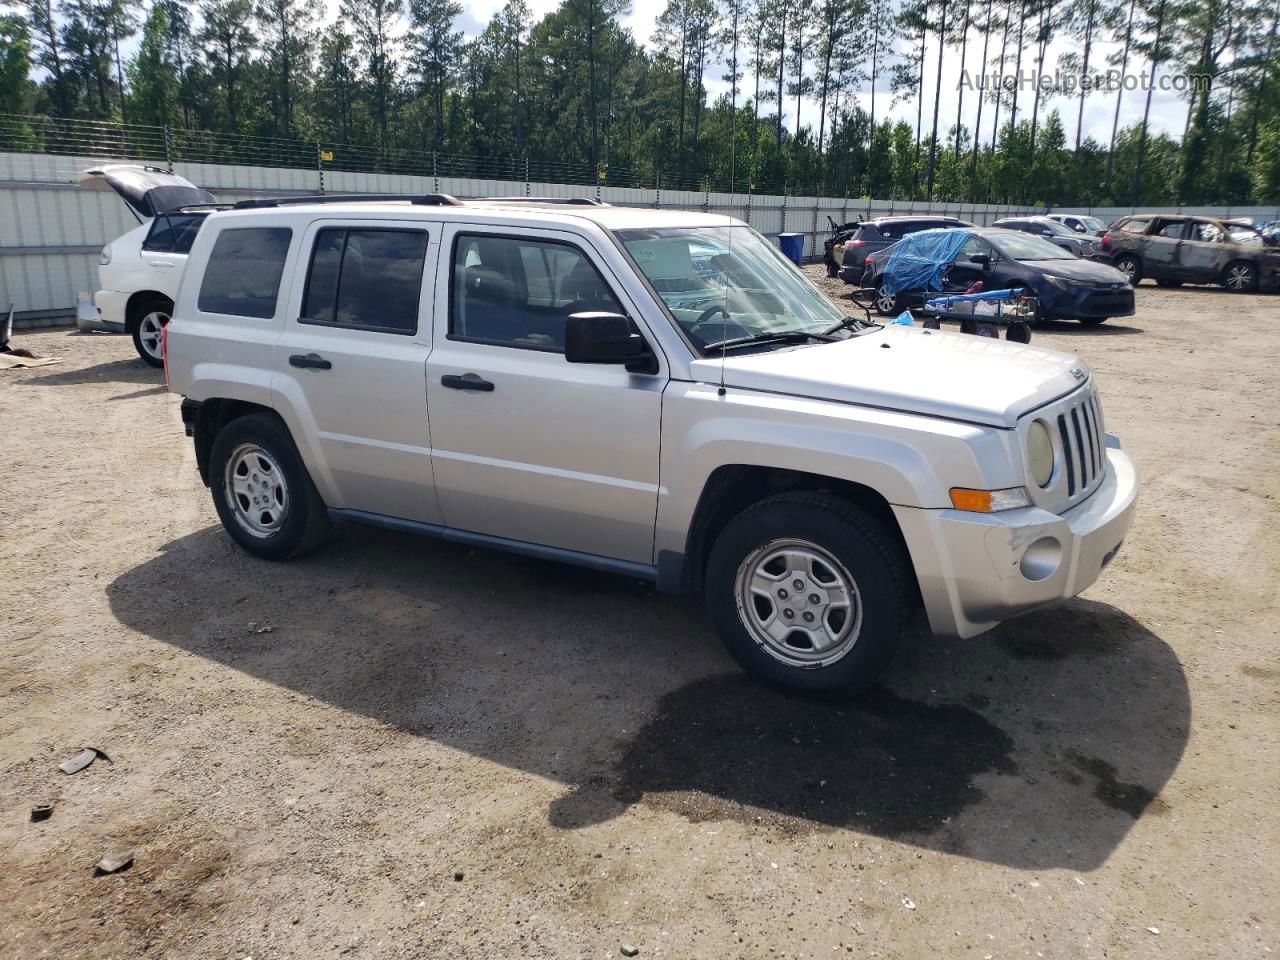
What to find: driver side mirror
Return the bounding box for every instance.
[1041,229,1054,237]
[565,312,658,374]
[969,254,992,269]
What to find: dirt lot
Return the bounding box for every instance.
[2,275,1278,960]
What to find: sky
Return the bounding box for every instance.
[439,0,1192,147]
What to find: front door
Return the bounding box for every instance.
[424,226,665,565]
[1179,219,1229,282]
[272,218,443,524]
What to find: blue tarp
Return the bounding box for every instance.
[881,228,973,296]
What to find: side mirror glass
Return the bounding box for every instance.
[565,312,657,374]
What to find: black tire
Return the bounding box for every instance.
[1113,254,1142,285]
[209,413,329,561]
[825,258,839,278]
[705,492,909,697]
[1077,316,1108,326]
[1221,260,1258,292]
[129,296,172,367]
[1155,279,1182,288]
[872,286,900,317]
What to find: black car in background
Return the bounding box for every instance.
[991,216,1102,259]
[861,228,1135,326]
[835,215,975,282]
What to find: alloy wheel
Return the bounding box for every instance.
[734,538,863,668]
[137,310,170,361]
[224,444,289,538]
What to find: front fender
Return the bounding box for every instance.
[655,381,1021,562]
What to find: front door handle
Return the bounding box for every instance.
[441,373,494,392]
[289,353,332,370]
[149,260,176,268]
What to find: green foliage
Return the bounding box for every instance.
[5,0,1279,203]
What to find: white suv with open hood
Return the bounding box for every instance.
[75,164,219,365]
[166,195,1139,696]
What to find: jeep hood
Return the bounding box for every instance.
[74,164,215,218]
[688,325,1088,428]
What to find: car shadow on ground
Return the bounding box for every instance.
[1033,318,1144,336]
[108,522,1189,872]
[18,357,160,387]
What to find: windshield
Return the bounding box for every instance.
[989,231,1076,261]
[1037,219,1078,237]
[616,225,845,351]
[1081,216,1107,232]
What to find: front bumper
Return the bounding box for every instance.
[1043,283,1135,319]
[77,290,128,333]
[894,442,1139,639]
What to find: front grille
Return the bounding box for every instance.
[1080,290,1134,314]
[1056,388,1105,498]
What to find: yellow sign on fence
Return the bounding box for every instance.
[319,150,334,162]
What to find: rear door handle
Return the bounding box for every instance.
[149,260,176,268]
[289,353,332,370]
[441,373,494,392]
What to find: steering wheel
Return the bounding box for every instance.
[692,304,730,329]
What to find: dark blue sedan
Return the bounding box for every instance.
[861,228,1135,326]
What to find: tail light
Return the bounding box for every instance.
[864,254,874,265]
[161,319,171,390]
[845,239,865,247]
[1100,232,1112,249]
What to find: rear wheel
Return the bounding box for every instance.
[1222,261,1257,292]
[129,297,172,367]
[1113,254,1142,285]
[873,286,899,316]
[705,493,908,697]
[209,413,329,560]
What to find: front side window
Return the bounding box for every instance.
[990,231,1075,261]
[1227,226,1262,246]
[1189,221,1224,243]
[450,234,622,351]
[301,228,427,334]
[956,234,993,260]
[143,213,206,253]
[617,225,845,352]
[197,227,292,318]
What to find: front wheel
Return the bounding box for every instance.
[705,493,909,697]
[209,413,329,560]
[1222,261,1257,292]
[130,299,171,367]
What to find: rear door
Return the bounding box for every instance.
[272,218,443,524]
[139,212,206,298]
[1141,219,1186,279]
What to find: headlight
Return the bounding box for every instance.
[99,244,111,266]
[950,487,1031,513]
[1045,275,1073,290]
[1028,419,1054,488]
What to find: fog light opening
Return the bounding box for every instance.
[1020,536,1062,582]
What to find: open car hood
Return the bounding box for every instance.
[73,164,216,218]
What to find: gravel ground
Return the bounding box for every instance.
[2,273,1277,959]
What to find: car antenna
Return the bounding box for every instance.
[718,208,732,397]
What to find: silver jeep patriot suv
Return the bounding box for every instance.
[166,194,1139,696]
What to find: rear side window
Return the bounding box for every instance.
[1190,221,1225,243]
[450,234,622,352]
[143,213,206,254]
[301,228,428,334]
[1119,218,1151,234]
[198,227,292,318]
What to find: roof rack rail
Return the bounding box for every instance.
[231,193,462,210]
[467,196,609,206]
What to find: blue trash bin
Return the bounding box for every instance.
[777,233,805,265]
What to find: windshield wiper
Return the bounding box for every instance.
[823,314,878,336]
[703,330,837,353]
